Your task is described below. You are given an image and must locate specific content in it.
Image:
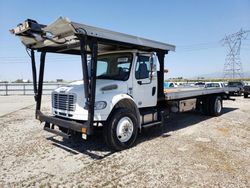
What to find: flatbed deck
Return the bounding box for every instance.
[164,87,236,100]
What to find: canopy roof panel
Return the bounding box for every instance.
[11,17,176,54]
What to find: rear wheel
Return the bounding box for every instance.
[103,108,138,151]
[209,96,222,116]
[244,93,248,98]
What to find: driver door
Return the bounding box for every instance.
[132,55,157,108]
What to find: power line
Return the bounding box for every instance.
[178,46,221,53]
[0,56,81,64]
[173,41,221,53]
[0,60,80,64]
[177,41,219,47]
[0,56,80,60]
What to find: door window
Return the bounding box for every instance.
[135,56,150,80]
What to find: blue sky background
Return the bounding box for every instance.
[0,0,250,81]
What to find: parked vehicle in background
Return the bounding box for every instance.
[243,85,250,98]
[164,82,178,89]
[195,82,205,87]
[205,82,225,88]
[227,81,245,96]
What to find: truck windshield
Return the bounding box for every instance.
[96,53,132,81]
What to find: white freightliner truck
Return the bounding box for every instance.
[11,18,236,150]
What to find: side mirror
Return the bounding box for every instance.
[149,56,156,80]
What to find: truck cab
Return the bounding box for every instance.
[52,50,159,122]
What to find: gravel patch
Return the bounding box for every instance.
[0,96,249,187]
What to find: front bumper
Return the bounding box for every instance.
[36,110,90,137]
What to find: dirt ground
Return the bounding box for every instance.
[0,96,249,187]
[0,96,35,117]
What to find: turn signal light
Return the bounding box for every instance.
[81,127,87,134]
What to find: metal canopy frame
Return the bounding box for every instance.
[31,35,99,135]
[11,18,174,135]
[12,17,175,55]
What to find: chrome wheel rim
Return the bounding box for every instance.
[216,99,222,113]
[116,117,134,142]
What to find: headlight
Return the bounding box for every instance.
[94,101,107,110]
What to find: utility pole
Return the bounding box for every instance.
[221,29,250,79]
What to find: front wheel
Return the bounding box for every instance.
[103,108,138,151]
[244,93,248,98]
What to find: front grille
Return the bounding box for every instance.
[52,93,76,111]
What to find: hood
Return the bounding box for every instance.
[54,79,128,95]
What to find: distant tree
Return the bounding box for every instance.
[56,79,64,83]
[14,79,24,83]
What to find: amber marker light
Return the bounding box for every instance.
[82,127,87,134]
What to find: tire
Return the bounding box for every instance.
[202,97,210,115]
[244,93,248,98]
[209,96,223,116]
[103,108,138,151]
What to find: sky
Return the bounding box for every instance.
[0,0,250,81]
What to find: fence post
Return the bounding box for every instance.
[5,83,8,96]
[23,84,26,95]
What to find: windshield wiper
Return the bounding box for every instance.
[97,74,126,81]
[97,75,113,79]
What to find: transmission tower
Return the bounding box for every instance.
[221,29,250,79]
